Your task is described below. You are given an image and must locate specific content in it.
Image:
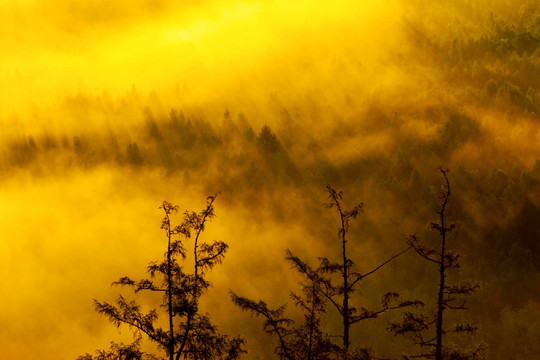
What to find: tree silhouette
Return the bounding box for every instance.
[78,196,245,360]
[77,339,160,360]
[231,260,340,360]
[285,185,416,359]
[126,143,144,166]
[388,168,485,360]
[232,185,416,360]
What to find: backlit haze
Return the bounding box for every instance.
[0,0,538,359]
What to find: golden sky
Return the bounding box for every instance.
[0,0,538,359]
[0,0,407,133]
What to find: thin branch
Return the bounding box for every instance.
[410,245,441,265]
[446,301,468,310]
[351,246,412,289]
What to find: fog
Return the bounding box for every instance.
[0,0,538,359]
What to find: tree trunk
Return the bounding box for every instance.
[435,173,450,360]
[339,207,350,352]
[166,211,175,360]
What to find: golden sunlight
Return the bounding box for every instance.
[1,0,538,359]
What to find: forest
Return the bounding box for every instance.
[0,0,538,359]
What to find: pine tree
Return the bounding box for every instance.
[232,185,415,360]
[78,196,245,360]
[388,168,485,360]
[231,261,340,360]
[286,185,416,359]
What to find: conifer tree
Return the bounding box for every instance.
[285,186,416,359]
[232,185,416,360]
[388,168,485,360]
[78,196,245,360]
[231,265,340,360]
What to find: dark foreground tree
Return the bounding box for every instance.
[286,185,417,359]
[388,168,485,360]
[78,196,245,360]
[231,265,340,360]
[232,185,417,360]
[77,339,159,360]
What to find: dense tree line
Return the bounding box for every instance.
[4,103,539,359]
[4,104,539,358]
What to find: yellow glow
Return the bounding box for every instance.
[0,0,538,359]
[0,0,406,134]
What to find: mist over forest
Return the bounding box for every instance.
[0,0,538,359]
